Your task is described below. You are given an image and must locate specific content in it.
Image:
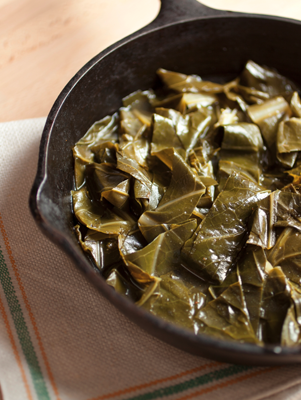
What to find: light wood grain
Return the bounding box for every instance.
[1,0,301,122]
[0,0,160,122]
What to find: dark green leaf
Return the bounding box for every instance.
[151,113,185,168]
[142,271,207,332]
[196,281,258,343]
[157,68,224,94]
[237,246,267,336]
[260,267,291,344]
[277,118,301,167]
[240,60,297,98]
[268,227,301,286]
[124,220,197,277]
[72,186,132,234]
[247,97,291,149]
[138,154,205,238]
[181,173,269,283]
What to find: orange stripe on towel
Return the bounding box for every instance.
[89,362,221,400]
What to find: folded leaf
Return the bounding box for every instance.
[157,68,224,94]
[85,163,129,202]
[181,173,270,283]
[124,220,197,277]
[268,227,301,286]
[277,118,301,167]
[247,97,291,149]
[240,60,297,98]
[196,281,258,343]
[142,271,207,332]
[138,154,205,238]
[117,150,152,191]
[151,113,185,168]
[219,123,264,184]
[261,267,291,344]
[72,187,132,234]
[77,113,119,146]
[102,179,130,209]
[106,263,148,302]
[237,246,268,336]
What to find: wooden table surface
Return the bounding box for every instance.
[1,0,301,122]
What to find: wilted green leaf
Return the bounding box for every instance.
[181,173,269,283]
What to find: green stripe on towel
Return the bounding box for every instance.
[0,247,50,400]
[124,365,254,400]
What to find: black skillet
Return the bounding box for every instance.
[30,0,301,365]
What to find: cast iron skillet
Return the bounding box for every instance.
[30,0,301,365]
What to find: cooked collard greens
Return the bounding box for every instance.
[72,60,301,346]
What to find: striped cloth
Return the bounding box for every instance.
[1,118,301,400]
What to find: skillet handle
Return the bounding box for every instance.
[137,0,230,35]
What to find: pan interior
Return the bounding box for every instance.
[36,15,301,363]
